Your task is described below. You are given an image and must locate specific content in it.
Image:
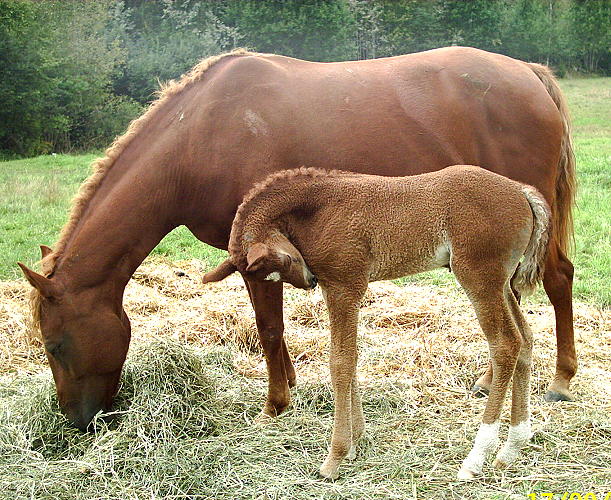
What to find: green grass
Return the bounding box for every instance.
[1,78,609,306]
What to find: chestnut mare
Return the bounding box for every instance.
[18,47,576,431]
[201,165,551,479]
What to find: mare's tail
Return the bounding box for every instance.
[514,186,552,295]
[202,258,237,284]
[527,62,576,255]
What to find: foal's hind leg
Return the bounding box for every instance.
[456,283,521,480]
[471,267,523,398]
[494,290,533,469]
[244,279,296,418]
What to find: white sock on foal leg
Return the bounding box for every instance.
[457,421,500,480]
[493,420,531,468]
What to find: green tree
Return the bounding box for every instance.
[0,0,140,156]
[219,0,357,61]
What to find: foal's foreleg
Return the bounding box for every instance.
[347,373,365,460]
[458,291,521,480]
[319,287,363,480]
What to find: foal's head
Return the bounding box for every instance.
[203,233,317,290]
[243,236,318,290]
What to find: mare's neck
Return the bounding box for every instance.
[52,163,180,300]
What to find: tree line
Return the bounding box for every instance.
[1,0,608,158]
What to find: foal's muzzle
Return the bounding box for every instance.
[308,275,318,289]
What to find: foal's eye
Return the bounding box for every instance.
[45,343,62,357]
[290,256,299,263]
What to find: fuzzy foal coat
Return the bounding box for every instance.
[204,165,550,479]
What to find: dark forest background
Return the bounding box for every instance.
[1,0,609,157]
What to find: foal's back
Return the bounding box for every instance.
[297,166,535,283]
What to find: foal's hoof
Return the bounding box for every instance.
[456,466,480,481]
[319,464,340,481]
[492,457,508,469]
[470,384,490,398]
[544,389,574,402]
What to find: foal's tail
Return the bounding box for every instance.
[514,186,552,295]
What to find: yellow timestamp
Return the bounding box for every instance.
[527,494,611,500]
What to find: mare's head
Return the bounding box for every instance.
[18,250,130,431]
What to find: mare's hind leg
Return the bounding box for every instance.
[493,289,533,469]
[478,245,577,403]
[542,244,576,401]
[244,279,296,418]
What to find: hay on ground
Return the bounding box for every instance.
[0,258,609,499]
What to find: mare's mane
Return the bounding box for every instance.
[40,48,256,277]
[30,48,257,334]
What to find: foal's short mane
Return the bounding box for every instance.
[229,167,348,270]
[40,48,256,277]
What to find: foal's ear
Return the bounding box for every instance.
[202,258,237,284]
[245,243,271,272]
[17,262,59,299]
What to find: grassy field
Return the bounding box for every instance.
[1,78,609,306]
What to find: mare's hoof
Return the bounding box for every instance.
[456,467,479,481]
[544,390,574,402]
[254,412,273,424]
[471,384,490,398]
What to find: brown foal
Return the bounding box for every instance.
[204,165,551,480]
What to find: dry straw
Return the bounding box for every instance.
[0,258,609,499]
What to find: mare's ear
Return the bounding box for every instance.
[17,262,59,298]
[40,245,53,259]
[245,243,271,273]
[202,259,237,284]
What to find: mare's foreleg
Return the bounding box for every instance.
[319,285,364,480]
[244,279,296,418]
